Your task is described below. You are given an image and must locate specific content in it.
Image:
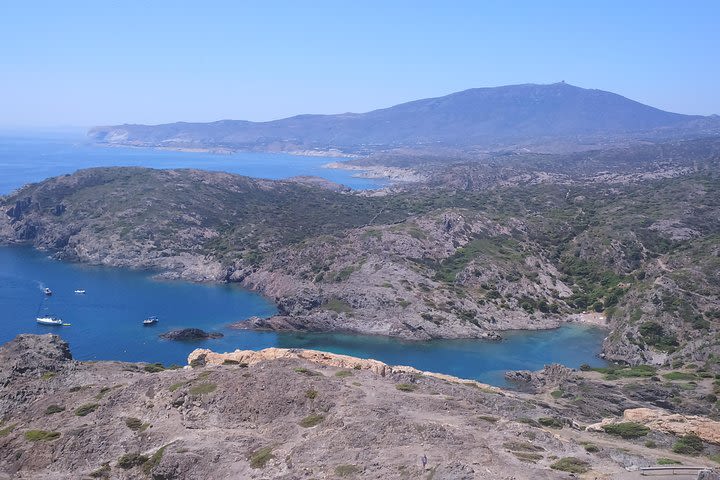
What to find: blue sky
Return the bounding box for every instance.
[1,1,718,127]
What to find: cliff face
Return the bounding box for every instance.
[1,335,718,479]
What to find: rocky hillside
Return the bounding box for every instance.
[1,139,719,367]
[1,334,719,479]
[88,83,720,155]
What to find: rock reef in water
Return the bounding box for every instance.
[159,328,223,341]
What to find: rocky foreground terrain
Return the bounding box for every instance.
[1,334,719,479]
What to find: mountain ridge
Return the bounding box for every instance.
[89,82,719,154]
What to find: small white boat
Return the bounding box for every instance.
[36,316,63,326]
[143,316,159,326]
[74,289,86,294]
[44,288,52,296]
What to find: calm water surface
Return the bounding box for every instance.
[0,133,384,194]
[0,247,607,386]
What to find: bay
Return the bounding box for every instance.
[0,246,607,387]
[0,132,384,195]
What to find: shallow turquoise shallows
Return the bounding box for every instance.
[0,133,384,195]
[0,246,607,386]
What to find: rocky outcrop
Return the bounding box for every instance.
[0,334,72,383]
[504,364,575,393]
[187,347,505,394]
[588,408,720,445]
[159,328,223,341]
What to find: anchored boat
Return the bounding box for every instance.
[36,316,63,326]
[143,316,159,326]
[74,289,86,294]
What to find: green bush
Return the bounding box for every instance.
[249,446,274,469]
[0,424,16,437]
[662,371,697,381]
[124,417,149,432]
[75,403,99,416]
[299,413,324,428]
[657,458,682,465]
[335,370,353,378]
[602,422,650,438]
[142,446,167,474]
[550,457,589,474]
[44,404,65,415]
[294,367,321,376]
[550,390,563,399]
[672,434,704,455]
[583,444,599,453]
[24,430,60,442]
[117,453,149,469]
[305,389,318,399]
[143,363,166,373]
[395,383,417,392]
[538,417,564,429]
[189,383,217,396]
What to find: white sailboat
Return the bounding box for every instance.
[36,316,63,326]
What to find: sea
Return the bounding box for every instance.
[0,132,607,386]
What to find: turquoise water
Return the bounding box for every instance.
[0,246,607,386]
[0,133,384,194]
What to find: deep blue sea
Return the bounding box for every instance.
[0,133,608,386]
[0,132,383,195]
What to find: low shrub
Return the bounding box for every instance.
[249,446,274,469]
[189,383,216,396]
[662,371,698,381]
[657,458,682,465]
[117,453,149,469]
[0,424,16,437]
[24,430,60,442]
[672,434,704,455]
[538,417,564,429]
[143,363,166,373]
[142,445,167,474]
[602,422,650,438]
[335,370,353,378]
[294,367,320,376]
[550,457,590,474]
[395,383,417,392]
[305,389,318,399]
[44,404,65,415]
[75,403,99,416]
[299,413,324,428]
[124,417,149,432]
[477,415,498,423]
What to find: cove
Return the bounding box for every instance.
[0,246,607,386]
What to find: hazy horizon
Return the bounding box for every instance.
[2,1,719,127]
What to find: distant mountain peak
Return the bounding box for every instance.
[89,83,718,154]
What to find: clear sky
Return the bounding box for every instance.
[1,0,718,127]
